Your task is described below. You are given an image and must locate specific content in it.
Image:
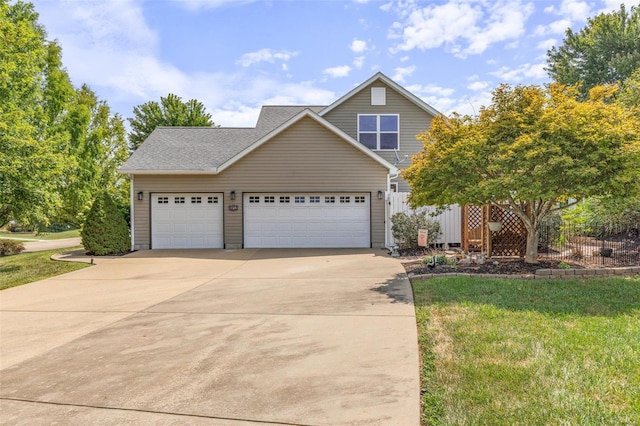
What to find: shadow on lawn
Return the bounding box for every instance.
[413,276,640,317]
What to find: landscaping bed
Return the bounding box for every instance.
[402,257,580,276]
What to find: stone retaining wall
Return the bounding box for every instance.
[408,265,640,281]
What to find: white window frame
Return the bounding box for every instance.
[357,114,400,151]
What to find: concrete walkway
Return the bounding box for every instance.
[0,249,419,425]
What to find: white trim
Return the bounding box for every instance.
[217,109,398,175]
[320,72,442,117]
[130,175,135,249]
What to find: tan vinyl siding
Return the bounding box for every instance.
[322,80,433,192]
[132,117,389,249]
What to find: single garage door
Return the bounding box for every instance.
[151,193,223,249]
[244,193,370,248]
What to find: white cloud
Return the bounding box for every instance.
[598,0,640,14]
[451,92,493,116]
[393,65,416,83]
[545,0,592,22]
[467,80,490,91]
[237,49,298,67]
[390,0,534,57]
[491,63,547,82]
[353,56,365,69]
[350,39,367,53]
[323,65,352,78]
[170,0,257,11]
[380,2,393,12]
[537,38,557,50]
[406,84,455,98]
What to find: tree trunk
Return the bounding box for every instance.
[524,227,540,264]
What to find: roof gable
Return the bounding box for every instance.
[217,109,397,174]
[319,72,441,117]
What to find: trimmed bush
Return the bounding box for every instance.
[0,239,25,256]
[391,211,441,249]
[81,191,130,255]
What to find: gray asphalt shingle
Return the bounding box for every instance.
[120,105,325,172]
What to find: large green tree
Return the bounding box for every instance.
[128,94,214,150]
[55,85,129,226]
[1,0,129,229]
[547,4,640,98]
[618,67,640,107]
[403,84,640,263]
[0,0,67,227]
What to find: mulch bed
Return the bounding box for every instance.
[397,248,585,275]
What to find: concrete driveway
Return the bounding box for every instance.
[0,249,418,425]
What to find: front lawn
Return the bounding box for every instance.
[0,229,80,241]
[414,276,640,425]
[0,248,89,290]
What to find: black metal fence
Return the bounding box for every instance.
[538,220,640,266]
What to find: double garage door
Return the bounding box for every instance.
[244,193,370,248]
[151,192,370,249]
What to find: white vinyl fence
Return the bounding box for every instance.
[386,192,461,246]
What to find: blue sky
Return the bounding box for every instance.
[35,0,639,127]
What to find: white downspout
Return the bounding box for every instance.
[130,175,135,250]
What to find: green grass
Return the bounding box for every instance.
[0,248,89,290]
[413,276,640,425]
[0,229,80,241]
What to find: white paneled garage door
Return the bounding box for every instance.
[151,193,223,249]
[244,193,370,248]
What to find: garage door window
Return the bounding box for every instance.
[280,196,290,203]
[191,197,202,204]
[207,196,219,204]
[174,197,185,204]
[265,196,275,203]
[310,196,320,203]
[325,196,335,203]
[158,197,169,204]
[340,196,351,203]
[249,196,260,203]
[295,196,305,203]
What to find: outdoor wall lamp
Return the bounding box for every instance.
[137,191,143,201]
[378,190,384,200]
[230,190,236,200]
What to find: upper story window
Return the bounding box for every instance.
[357,114,399,150]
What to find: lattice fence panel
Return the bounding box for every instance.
[489,206,527,256]
[463,205,484,252]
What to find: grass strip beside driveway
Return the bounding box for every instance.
[0,247,89,290]
[413,276,640,425]
[0,229,80,241]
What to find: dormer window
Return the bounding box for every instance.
[357,114,399,150]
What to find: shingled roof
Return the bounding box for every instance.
[120,105,325,173]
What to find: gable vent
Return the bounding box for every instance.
[371,87,386,106]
